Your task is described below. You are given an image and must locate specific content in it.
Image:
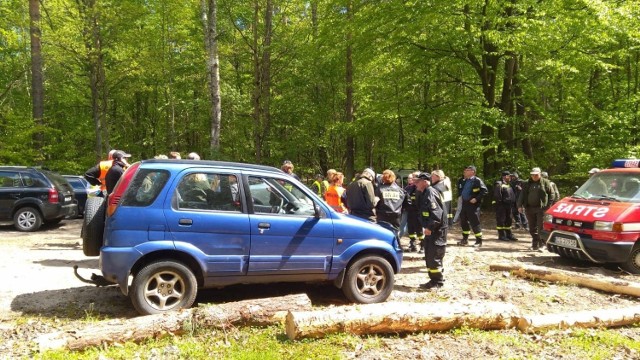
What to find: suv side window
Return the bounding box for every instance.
[122,169,170,207]
[175,172,242,212]
[248,176,317,216]
[0,172,21,188]
[21,173,47,187]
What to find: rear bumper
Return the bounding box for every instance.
[543,229,634,264]
[42,202,77,220]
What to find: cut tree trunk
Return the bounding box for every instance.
[518,306,640,333]
[285,301,521,340]
[489,263,640,297]
[37,293,312,352]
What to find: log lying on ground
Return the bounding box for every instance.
[37,293,312,352]
[517,305,640,333]
[285,301,521,340]
[489,262,640,297]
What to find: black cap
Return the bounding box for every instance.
[112,150,131,160]
[501,170,511,177]
[465,165,476,172]
[416,172,431,181]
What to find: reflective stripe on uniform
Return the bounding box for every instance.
[422,211,430,217]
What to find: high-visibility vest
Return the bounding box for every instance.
[325,185,347,213]
[98,160,112,191]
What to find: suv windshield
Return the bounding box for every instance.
[574,172,640,203]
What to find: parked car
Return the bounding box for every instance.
[0,166,77,231]
[63,175,93,218]
[81,159,403,315]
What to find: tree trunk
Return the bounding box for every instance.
[344,0,355,180]
[202,0,222,153]
[489,263,640,297]
[285,301,521,340]
[29,0,44,159]
[517,306,640,333]
[37,294,312,352]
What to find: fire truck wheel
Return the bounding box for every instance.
[621,244,640,274]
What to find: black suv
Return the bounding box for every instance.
[0,166,77,231]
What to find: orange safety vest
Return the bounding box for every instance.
[98,160,112,191]
[325,185,347,213]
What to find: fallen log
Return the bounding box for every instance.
[37,293,312,352]
[518,305,640,333]
[285,301,521,340]
[489,262,640,297]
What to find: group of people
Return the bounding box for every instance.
[311,167,452,290]
[491,167,560,252]
[306,163,563,289]
[84,150,202,196]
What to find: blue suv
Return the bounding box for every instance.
[85,160,402,315]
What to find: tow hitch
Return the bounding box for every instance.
[73,265,114,287]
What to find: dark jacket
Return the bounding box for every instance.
[404,183,419,212]
[375,182,406,225]
[417,186,447,232]
[517,177,554,209]
[493,179,516,204]
[345,175,377,221]
[461,176,488,206]
[105,160,127,194]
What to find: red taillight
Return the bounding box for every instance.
[107,162,140,216]
[48,188,59,204]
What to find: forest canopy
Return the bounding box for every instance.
[1,0,638,185]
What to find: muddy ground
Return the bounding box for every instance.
[1,216,639,359]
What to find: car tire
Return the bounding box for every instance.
[82,196,106,256]
[13,207,42,232]
[130,260,198,315]
[621,244,640,274]
[342,255,394,304]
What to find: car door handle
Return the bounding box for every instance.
[178,218,193,226]
[258,222,271,229]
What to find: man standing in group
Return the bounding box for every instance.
[517,167,555,251]
[310,174,324,197]
[375,169,406,229]
[457,165,488,247]
[404,171,423,252]
[431,170,453,226]
[105,150,131,194]
[83,149,117,193]
[414,172,447,289]
[510,172,528,230]
[493,171,518,241]
[345,168,377,222]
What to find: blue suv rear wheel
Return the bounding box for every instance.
[130,260,198,315]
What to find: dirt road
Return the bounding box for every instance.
[1,216,640,358]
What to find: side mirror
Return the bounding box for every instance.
[314,203,322,218]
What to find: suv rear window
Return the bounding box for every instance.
[121,169,170,207]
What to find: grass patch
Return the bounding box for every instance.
[34,326,382,360]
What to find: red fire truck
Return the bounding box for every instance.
[542,159,640,273]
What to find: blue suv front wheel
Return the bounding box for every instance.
[130,260,198,315]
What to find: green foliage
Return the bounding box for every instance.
[0,0,638,177]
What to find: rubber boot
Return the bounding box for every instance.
[457,235,469,246]
[497,229,507,241]
[506,230,518,241]
[418,239,425,253]
[473,237,483,248]
[409,239,417,252]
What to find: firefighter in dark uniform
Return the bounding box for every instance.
[493,171,518,241]
[414,172,447,289]
[404,171,423,252]
[375,170,406,229]
[458,165,488,247]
